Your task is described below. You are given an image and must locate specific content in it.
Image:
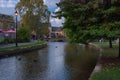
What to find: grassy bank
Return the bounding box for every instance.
[91,42,120,80]
[93,42,119,56]
[0,41,46,51]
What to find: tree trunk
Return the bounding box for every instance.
[109,38,112,48]
[118,38,120,58]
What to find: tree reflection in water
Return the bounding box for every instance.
[64,43,99,80]
[15,49,49,80]
[0,42,99,80]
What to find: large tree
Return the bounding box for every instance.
[102,0,120,56]
[55,0,120,43]
[56,0,120,57]
[15,0,50,38]
[55,0,99,44]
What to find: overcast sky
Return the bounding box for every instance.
[0,0,63,27]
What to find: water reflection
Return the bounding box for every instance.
[65,43,99,80]
[15,50,49,80]
[0,42,99,80]
[0,57,17,80]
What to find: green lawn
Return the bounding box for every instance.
[93,42,119,56]
[93,42,119,48]
[0,41,45,51]
[91,67,120,80]
[91,42,120,80]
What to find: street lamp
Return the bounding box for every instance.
[15,11,18,47]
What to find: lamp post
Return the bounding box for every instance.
[15,11,18,47]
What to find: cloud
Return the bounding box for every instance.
[43,0,60,12]
[54,7,60,12]
[0,0,64,27]
[0,0,19,7]
[50,17,64,27]
[44,0,60,10]
[0,7,15,15]
[44,0,64,27]
[50,18,61,27]
[50,7,64,27]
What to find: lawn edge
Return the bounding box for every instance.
[0,43,47,57]
[88,43,102,80]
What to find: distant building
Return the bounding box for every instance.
[0,13,15,30]
[51,27,62,32]
[50,26,66,38]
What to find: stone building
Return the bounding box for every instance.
[50,26,66,38]
[0,13,15,30]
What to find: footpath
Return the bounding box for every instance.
[0,40,39,48]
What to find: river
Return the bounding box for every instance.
[0,42,99,80]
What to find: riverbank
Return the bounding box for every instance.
[88,43,102,80]
[0,41,47,57]
[90,42,120,80]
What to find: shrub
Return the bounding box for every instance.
[0,38,15,44]
[0,36,4,43]
[17,26,30,42]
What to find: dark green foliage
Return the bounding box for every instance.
[55,0,120,44]
[0,38,15,44]
[17,27,31,42]
[55,0,99,43]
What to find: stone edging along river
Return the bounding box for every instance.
[88,43,102,80]
[0,43,47,57]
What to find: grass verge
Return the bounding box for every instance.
[91,42,120,80]
[92,42,119,56]
[0,41,45,51]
